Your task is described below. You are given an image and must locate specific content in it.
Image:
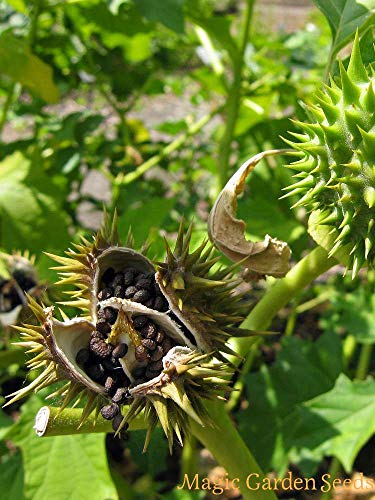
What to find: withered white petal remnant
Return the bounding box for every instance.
[208,150,292,281]
[6,213,255,450]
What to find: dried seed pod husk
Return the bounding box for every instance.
[9,213,253,448]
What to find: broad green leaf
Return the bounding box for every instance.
[4,0,27,13]
[9,395,118,500]
[188,15,240,64]
[0,153,70,253]
[313,0,375,58]
[238,331,342,475]
[0,409,13,440]
[321,289,375,344]
[0,452,25,500]
[291,374,375,472]
[127,428,169,477]
[133,0,185,33]
[0,32,59,103]
[117,197,175,249]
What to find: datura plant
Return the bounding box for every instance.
[283,34,375,277]
[0,251,43,328]
[5,214,269,451]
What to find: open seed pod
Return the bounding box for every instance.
[8,213,248,449]
[0,251,43,328]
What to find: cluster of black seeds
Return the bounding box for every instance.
[98,266,169,312]
[131,315,175,382]
[73,267,177,435]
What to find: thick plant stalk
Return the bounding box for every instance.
[34,406,146,437]
[190,400,277,500]
[232,246,338,360]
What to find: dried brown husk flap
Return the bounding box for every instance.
[208,150,292,280]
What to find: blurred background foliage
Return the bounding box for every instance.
[0,0,374,498]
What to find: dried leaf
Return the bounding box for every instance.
[208,150,292,280]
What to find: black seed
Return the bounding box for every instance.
[162,338,173,352]
[104,307,118,325]
[85,362,105,383]
[101,267,115,285]
[112,387,128,404]
[133,315,148,329]
[112,414,124,432]
[96,319,111,336]
[124,286,137,299]
[135,272,146,282]
[97,287,113,301]
[104,376,117,395]
[132,366,146,379]
[141,322,157,339]
[112,343,128,358]
[150,359,163,372]
[150,346,163,362]
[155,331,165,344]
[123,269,136,286]
[142,338,156,351]
[101,403,119,420]
[145,365,161,380]
[135,345,148,362]
[76,348,90,365]
[132,289,150,303]
[143,298,154,309]
[114,285,125,298]
[97,308,106,320]
[102,356,122,374]
[135,278,152,291]
[153,282,162,295]
[154,296,168,311]
[112,273,124,287]
[90,337,113,359]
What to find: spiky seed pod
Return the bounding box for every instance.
[7,213,252,449]
[283,34,375,277]
[0,251,44,327]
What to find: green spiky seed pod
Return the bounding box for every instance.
[284,34,375,277]
[6,214,256,450]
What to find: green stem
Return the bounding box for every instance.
[232,246,337,360]
[0,85,16,137]
[119,107,221,187]
[180,435,199,480]
[343,334,357,370]
[321,457,342,500]
[190,400,277,500]
[355,343,373,381]
[34,406,146,437]
[217,0,255,191]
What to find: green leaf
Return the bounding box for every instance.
[321,288,375,344]
[313,0,375,58]
[187,15,240,64]
[238,331,342,475]
[9,395,118,500]
[4,0,27,13]
[117,197,175,249]
[0,153,70,253]
[133,0,185,33]
[291,374,375,472]
[0,452,25,500]
[0,32,59,103]
[127,428,169,477]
